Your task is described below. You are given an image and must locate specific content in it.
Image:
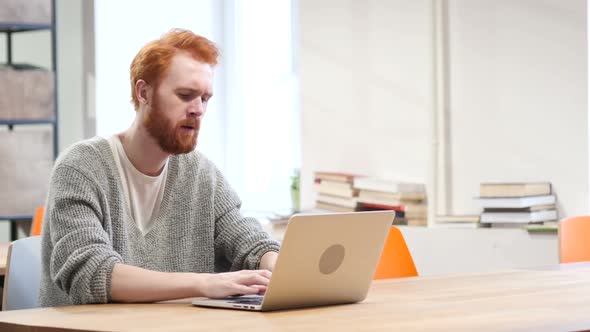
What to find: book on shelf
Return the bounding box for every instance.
[314,171,360,183]
[268,216,291,224]
[482,204,555,213]
[267,210,296,224]
[356,202,426,219]
[313,179,355,190]
[270,222,289,233]
[525,222,558,232]
[312,182,358,198]
[432,222,489,229]
[356,197,426,214]
[479,182,551,198]
[390,218,426,227]
[541,221,558,227]
[357,204,406,218]
[476,195,556,209]
[488,223,528,229]
[403,205,426,219]
[357,202,404,212]
[436,215,480,223]
[489,221,556,230]
[315,202,356,212]
[358,189,425,202]
[353,177,425,194]
[480,209,557,223]
[266,219,289,234]
[316,194,357,208]
[407,219,427,227]
[356,196,403,207]
[392,217,408,226]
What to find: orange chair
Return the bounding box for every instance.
[560,216,590,263]
[30,206,45,237]
[374,226,418,279]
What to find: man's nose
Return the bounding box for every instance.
[188,98,204,117]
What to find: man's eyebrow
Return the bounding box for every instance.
[174,87,202,94]
[175,86,214,96]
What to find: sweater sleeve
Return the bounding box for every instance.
[212,169,280,271]
[45,165,123,304]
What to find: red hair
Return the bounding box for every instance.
[130,29,219,110]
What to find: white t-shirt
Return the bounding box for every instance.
[108,134,168,235]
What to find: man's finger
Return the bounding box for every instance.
[252,285,267,294]
[232,285,259,296]
[256,269,272,279]
[251,270,272,281]
[241,273,270,286]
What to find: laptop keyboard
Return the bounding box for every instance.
[228,296,263,305]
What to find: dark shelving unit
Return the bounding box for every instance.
[0,0,57,240]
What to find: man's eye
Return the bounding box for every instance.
[178,93,193,101]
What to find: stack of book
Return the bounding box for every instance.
[476,182,558,229]
[313,171,359,212]
[353,177,427,226]
[267,211,294,234]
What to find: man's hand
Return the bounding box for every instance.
[112,264,272,303]
[199,270,272,299]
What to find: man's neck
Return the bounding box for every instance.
[119,120,169,176]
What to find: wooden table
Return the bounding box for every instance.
[1,263,590,331]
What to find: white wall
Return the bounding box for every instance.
[299,0,433,210]
[448,0,588,217]
[56,0,88,152]
[401,227,558,275]
[224,0,299,211]
[300,0,587,217]
[299,0,587,273]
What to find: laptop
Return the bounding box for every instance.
[192,210,394,311]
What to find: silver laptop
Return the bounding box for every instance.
[192,210,394,311]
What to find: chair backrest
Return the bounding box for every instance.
[30,206,45,236]
[374,226,418,279]
[2,236,42,310]
[560,216,590,263]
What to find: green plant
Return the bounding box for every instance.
[290,169,300,212]
[290,169,300,191]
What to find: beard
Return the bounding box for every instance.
[144,94,200,155]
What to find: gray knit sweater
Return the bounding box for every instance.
[39,137,280,307]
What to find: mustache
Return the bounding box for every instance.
[178,118,200,128]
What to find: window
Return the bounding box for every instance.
[225,0,300,211]
[94,0,299,212]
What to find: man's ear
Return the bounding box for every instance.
[135,79,152,106]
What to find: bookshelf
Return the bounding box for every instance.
[0,0,57,240]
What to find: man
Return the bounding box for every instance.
[39,29,280,307]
